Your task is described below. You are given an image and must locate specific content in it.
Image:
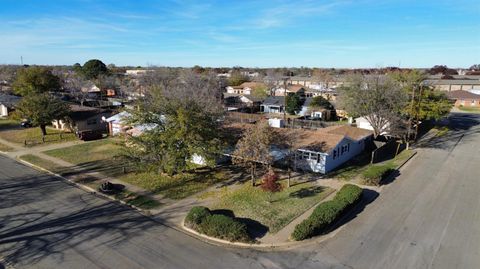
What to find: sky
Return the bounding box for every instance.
[0,0,479,68]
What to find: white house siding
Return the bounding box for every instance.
[261,105,283,113]
[0,104,8,117]
[295,150,327,173]
[324,137,366,173]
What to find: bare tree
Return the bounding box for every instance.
[232,121,272,186]
[64,74,91,106]
[265,69,284,96]
[338,74,408,138]
[311,69,333,89]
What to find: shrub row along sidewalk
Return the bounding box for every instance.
[291,184,363,241]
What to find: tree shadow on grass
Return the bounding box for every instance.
[289,186,327,198]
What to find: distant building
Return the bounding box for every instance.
[226,82,267,95]
[446,90,480,108]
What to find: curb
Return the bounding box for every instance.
[16,157,152,216]
[179,207,350,251]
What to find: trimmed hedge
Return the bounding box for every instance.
[185,206,252,243]
[291,184,363,241]
[185,206,211,230]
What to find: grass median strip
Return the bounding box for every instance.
[19,154,65,174]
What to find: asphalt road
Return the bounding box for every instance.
[1,112,479,269]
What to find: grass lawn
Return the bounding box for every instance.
[433,125,450,137]
[330,149,415,181]
[458,106,480,113]
[0,119,20,130]
[114,190,162,210]
[0,125,77,146]
[19,154,65,174]
[213,181,334,233]
[328,152,371,180]
[44,138,123,164]
[44,138,125,177]
[119,168,229,200]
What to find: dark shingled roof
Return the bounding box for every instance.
[0,94,21,107]
[446,90,480,100]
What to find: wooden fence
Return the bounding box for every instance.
[225,111,346,130]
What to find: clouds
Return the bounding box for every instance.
[0,0,478,67]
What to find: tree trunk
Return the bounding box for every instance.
[395,142,401,157]
[251,164,255,186]
[40,125,47,136]
[287,167,291,188]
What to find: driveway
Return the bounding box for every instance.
[1,112,480,269]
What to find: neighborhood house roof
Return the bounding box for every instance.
[446,90,480,100]
[323,125,373,140]
[287,84,305,92]
[275,125,372,153]
[262,96,285,106]
[68,104,109,121]
[0,94,21,107]
[105,111,132,124]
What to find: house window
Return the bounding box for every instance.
[317,154,321,163]
[303,151,310,159]
[333,150,337,159]
[341,146,344,155]
[298,151,302,159]
[87,118,97,125]
[347,143,350,152]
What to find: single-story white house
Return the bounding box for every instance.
[104,111,159,137]
[0,94,21,117]
[289,125,373,174]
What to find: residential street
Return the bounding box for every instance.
[1,112,479,269]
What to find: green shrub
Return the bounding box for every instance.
[198,214,251,243]
[185,206,252,243]
[292,184,362,241]
[185,206,211,229]
[361,165,394,185]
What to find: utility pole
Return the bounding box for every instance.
[406,84,416,150]
[283,77,287,122]
[20,56,23,65]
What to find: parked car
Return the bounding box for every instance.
[76,130,103,141]
[20,120,32,128]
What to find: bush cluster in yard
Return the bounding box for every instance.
[185,206,252,243]
[291,184,363,241]
[361,165,394,186]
